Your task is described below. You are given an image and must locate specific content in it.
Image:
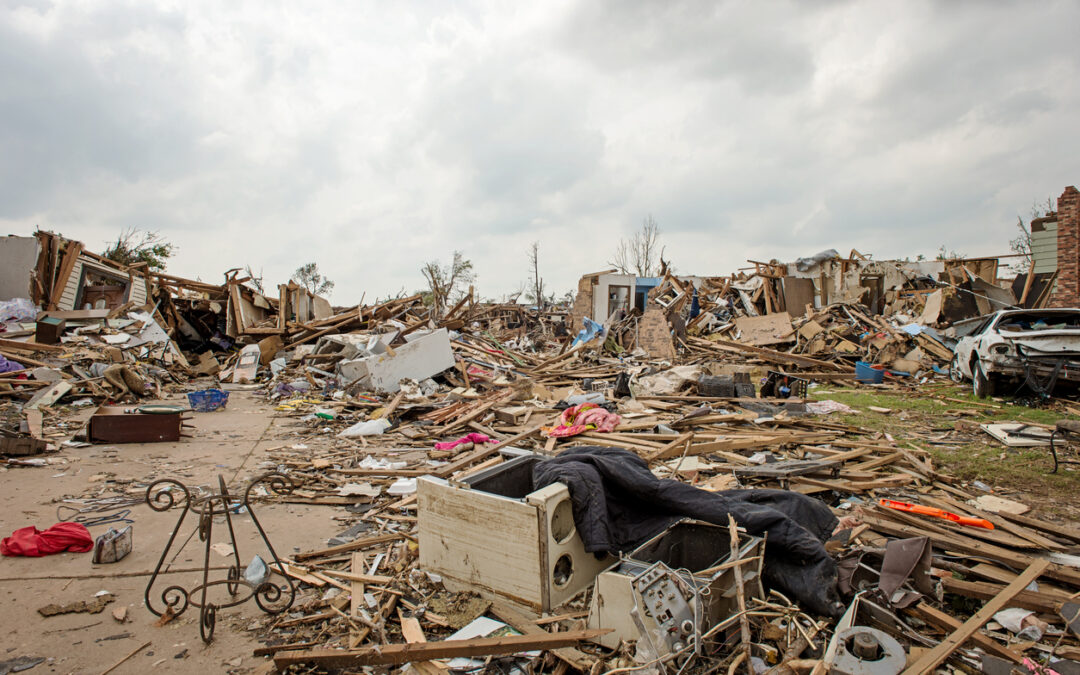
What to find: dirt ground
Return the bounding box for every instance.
[0,390,341,674]
[4,381,1080,674]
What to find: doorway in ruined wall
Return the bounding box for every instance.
[607,285,630,318]
[76,267,130,310]
[860,275,884,314]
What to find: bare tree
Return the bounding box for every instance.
[420,251,474,317]
[1010,217,1032,273]
[609,215,663,276]
[1010,197,1054,274]
[244,265,265,294]
[528,241,545,320]
[292,262,335,296]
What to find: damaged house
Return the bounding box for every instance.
[1,232,149,314]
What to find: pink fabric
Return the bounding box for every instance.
[545,403,621,438]
[1,522,94,557]
[434,432,492,450]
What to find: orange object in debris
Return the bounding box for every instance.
[878,499,994,530]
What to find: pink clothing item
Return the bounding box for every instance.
[545,403,621,439]
[434,432,492,450]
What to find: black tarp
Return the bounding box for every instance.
[533,447,843,617]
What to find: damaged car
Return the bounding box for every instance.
[951,309,1080,398]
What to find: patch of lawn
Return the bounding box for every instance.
[807,383,1080,513]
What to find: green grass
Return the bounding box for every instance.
[808,383,1080,513]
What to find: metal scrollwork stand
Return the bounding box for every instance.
[144,472,297,643]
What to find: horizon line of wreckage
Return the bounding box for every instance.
[1,231,1080,674]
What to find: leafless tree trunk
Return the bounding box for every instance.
[609,215,663,276]
[528,241,545,323]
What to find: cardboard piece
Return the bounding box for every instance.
[734,312,794,347]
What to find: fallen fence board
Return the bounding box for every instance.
[273,629,609,669]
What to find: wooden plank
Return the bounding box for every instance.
[316,569,393,585]
[939,577,1062,614]
[645,431,695,463]
[905,603,1022,665]
[487,602,593,673]
[349,552,364,621]
[998,511,1080,544]
[293,533,405,562]
[0,338,64,353]
[860,512,1080,587]
[433,422,545,478]
[688,336,846,371]
[901,559,1048,674]
[273,629,609,669]
[47,241,83,311]
[398,609,450,675]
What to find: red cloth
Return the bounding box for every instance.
[1,523,94,556]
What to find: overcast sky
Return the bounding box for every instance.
[2,1,1078,302]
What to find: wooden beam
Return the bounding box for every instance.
[471,601,594,673]
[47,240,83,311]
[434,422,545,478]
[646,431,695,463]
[272,629,609,669]
[293,533,406,562]
[906,603,1022,664]
[0,338,65,353]
[901,559,1049,674]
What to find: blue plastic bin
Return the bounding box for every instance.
[187,389,230,412]
[855,361,885,384]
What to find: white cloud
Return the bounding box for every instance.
[1,0,1078,302]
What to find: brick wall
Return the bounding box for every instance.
[570,276,595,333]
[1049,186,1080,308]
[638,308,675,360]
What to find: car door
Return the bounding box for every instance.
[971,314,1004,370]
[955,315,996,378]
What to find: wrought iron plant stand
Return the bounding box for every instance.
[144,473,296,643]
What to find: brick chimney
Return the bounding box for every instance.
[1048,186,1080,308]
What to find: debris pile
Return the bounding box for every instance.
[3,229,1080,673]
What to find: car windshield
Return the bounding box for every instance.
[996,312,1080,331]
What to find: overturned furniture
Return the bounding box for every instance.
[88,405,192,443]
[417,452,613,613]
[586,520,764,653]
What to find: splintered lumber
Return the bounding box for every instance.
[0,338,65,353]
[688,336,846,371]
[436,390,515,433]
[398,610,449,675]
[488,602,594,672]
[939,576,1063,614]
[272,629,609,669]
[901,559,1049,675]
[316,569,394,585]
[293,533,405,562]
[434,422,545,478]
[997,511,1080,544]
[859,512,1080,587]
[646,431,695,463]
[676,431,838,458]
[906,603,1022,664]
[728,516,753,675]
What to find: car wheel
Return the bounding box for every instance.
[950,353,963,383]
[973,359,995,399]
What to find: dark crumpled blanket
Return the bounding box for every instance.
[533,447,843,617]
